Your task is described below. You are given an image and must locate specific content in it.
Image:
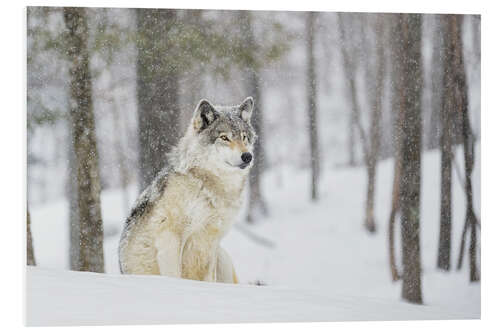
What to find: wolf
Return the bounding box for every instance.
[118,97,256,283]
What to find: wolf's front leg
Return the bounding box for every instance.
[216,247,238,284]
[155,229,182,278]
[203,247,219,282]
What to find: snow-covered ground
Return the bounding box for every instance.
[26,266,476,326]
[28,146,480,325]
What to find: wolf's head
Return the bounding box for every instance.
[170,97,257,175]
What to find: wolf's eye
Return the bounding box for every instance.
[242,134,248,142]
[220,135,230,142]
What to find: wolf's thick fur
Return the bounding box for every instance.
[119,97,255,283]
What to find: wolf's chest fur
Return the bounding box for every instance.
[158,169,244,279]
[160,167,244,236]
[120,167,245,279]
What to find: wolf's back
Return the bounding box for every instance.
[118,167,170,273]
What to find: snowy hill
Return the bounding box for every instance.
[26,267,476,326]
[28,146,480,325]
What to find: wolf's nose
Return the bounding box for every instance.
[241,152,252,164]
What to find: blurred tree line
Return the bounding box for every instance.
[27,7,480,304]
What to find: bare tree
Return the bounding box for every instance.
[397,13,424,304]
[437,15,454,271]
[363,15,386,233]
[388,145,402,281]
[67,119,80,270]
[64,7,105,273]
[452,15,480,282]
[136,9,180,190]
[306,12,319,201]
[387,14,403,281]
[348,114,356,166]
[27,209,36,266]
[240,11,268,223]
[427,16,445,150]
[339,14,384,233]
[338,13,366,169]
[111,98,131,215]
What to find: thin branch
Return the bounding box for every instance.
[457,218,469,270]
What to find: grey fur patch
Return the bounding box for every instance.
[118,167,170,273]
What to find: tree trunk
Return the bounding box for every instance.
[111,98,131,215]
[136,9,180,190]
[27,209,36,266]
[387,14,404,282]
[364,165,376,232]
[246,72,268,222]
[364,16,385,234]
[428,16,444,150]
[388,157,401,281]
[64,7,105,273]
[397,13,423,304]
[437,15,454,271]
[239,12,268,223]
[338,13,368,162]
[67,120,80,270]
[452,15,480,282]
[348,112,356,166]
[306,12,319,201]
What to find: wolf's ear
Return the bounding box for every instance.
[238,96,254,124]
[193,99,218,132]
